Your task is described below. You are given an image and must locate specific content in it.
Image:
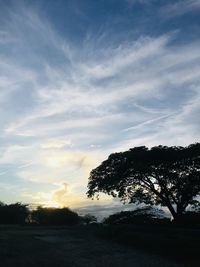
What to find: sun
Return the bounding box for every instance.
[33,192,63,208]
[42,200,61,208]
[45,155,67,168]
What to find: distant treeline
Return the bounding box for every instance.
[0,201,199,226]
[0,202,97,225]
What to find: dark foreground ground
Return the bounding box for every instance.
[0,225,198,267]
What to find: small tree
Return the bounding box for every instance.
[87,143,200,221]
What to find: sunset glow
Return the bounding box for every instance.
[0,0,199,215]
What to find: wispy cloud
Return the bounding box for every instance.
[122,113,177,132]
[126,0,155,6]
[161,0,200,18]
[41,139,72,149]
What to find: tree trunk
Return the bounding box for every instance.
[163,199,177,220]
[167,205,177,220]
[172,204,186,223]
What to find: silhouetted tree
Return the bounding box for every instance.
[0,202,29,224]
[32,206,80,225]
[87,143,200,221]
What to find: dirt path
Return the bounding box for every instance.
[0,226,183,267]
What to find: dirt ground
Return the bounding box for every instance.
[0,225,184,267]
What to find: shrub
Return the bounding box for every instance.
[103,207,169,225]
[0,202,29,224]
[31,207,80,225]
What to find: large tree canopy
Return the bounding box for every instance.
[87,143,200,220]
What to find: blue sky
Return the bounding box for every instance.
[0,0,200,210]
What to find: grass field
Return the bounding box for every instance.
[0,225,198,267]
[96,224,200,266]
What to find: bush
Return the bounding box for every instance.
[0,202,29,224]
[103,207,169,226]
[31,207,80,225]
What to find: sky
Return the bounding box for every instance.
[0,0,200,213]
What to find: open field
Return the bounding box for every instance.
[97,224,200,267]
[0,225,187,267]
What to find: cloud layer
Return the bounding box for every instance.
[0,1,199,210]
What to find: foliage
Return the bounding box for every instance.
[87,143,200,220]
[103,207,168,225]
[0,202,29,224]
[31,206,80,225]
